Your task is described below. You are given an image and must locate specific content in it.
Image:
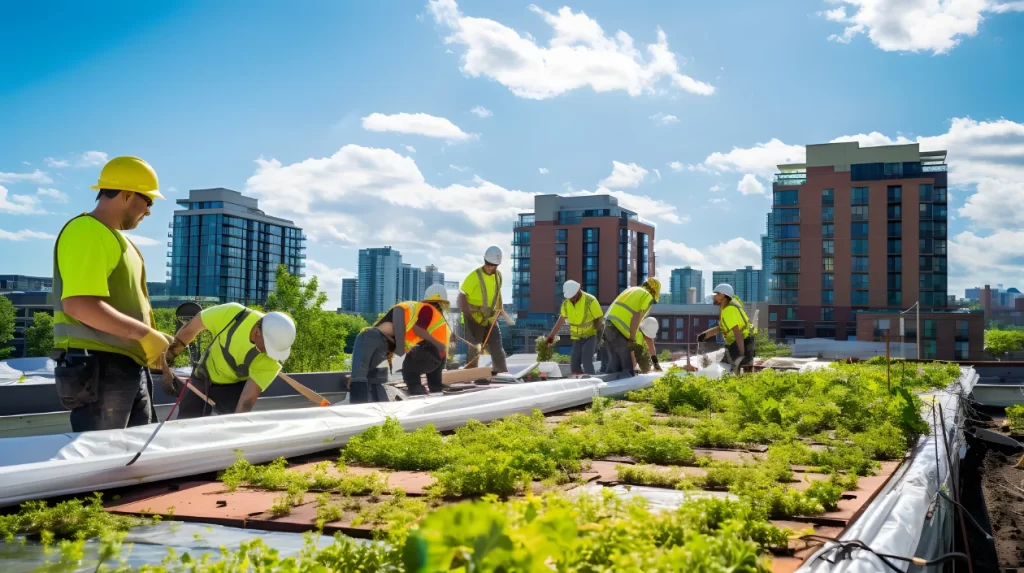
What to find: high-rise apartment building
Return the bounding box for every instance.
[357,247,402,316]
[669,267,703,305]
[761,212,775,302]
[423,264,445,291]
[341,278,358,312]
[400,263,425,302]
[512,194,655,317]
[712,266,761,303]
[170,188,305,304]
[0,275,52,293]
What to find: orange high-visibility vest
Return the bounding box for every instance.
[389,301,450,352]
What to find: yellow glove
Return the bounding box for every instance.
[139,328,174,368]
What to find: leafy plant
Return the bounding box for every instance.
[344,418,447,471]
[24,311,54,358]
[0,493,148,544]
[536,336,554,362]
[1007,404,1024,433]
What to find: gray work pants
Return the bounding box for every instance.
[602,327,634,376]
[349,328,392,404]
[570,336,597,375]
[464,315,507,373]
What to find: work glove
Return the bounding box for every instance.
[696,331,709,343]
[139,328,174,369]
[160,362,186,395]
[165,337,188,365]
[652,357,662,372]
[545,335,555,346]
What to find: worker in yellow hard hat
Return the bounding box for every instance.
[51,156,174,432]
[601,277,661,376]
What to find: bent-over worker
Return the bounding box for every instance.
[165,302,296,417]
[602,278,661,376]
[458,246,514,375]
[546,280,604,375]
[631,317,664,374]
[52,156,174,432]
[697,283,756,373]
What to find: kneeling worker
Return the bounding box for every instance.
[697,284,756,372]
[546,280,603,375]
[164,302,296,417]
[632,317,664,374]
[602,278,661,376]
[349,284,451,403]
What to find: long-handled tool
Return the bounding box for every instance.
[464,315,499,369]
[278,372,332,407]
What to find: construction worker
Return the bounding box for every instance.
[163,302,296,417]
[546,280,604,375]
[458,246,515,375]
[602,278,661,376]
[51,156,174,433]
[632,317,664,374]
[697,284,756,372]
[349,284,451,403]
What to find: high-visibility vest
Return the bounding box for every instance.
[560,292,601,340]
[379,301,450,352]
[463,267,502,325]
[52,214,154,365]
[194,307,263,385]
[605,287,653,339]
[719,298,755,344]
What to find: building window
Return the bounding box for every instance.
[823,257,834,271]
[883,163,903,177]
[769,312,778,322]
[919,257,933,272]
[822,223,834,238]
[852,256,869,272]
[785,307,798,320]
[955,341,969,360]
[777,242,799,256]
[851,222,869,238]
[822,290,834,304]
[555,229,568,242]
[851,205,868,220]
[778,225,800,239]
[822,240,834,255]
[887,204,902,219]
[822,273,834,289]
[851,187,869,205]
[778,290,798,304]
[888,239,902,254]
[888,290,902,306]
[887,273,902,290]
[676,318,684,329]
[873,319,891,341]
[935,240,947,256]
[956,320,969,340]
[923,319,936,339]
[676,330,684,341]
[888,222,902,238]
[774,190,798,206]
[821,307,834,321]
[887,186,902,203]
[888,256,902,271]
[851,239,868,255]
[851,274,869,290]
[851,291,869,306]
[822,206,834,222]
[660,331,669,341]
[923,340,937,360]
[822,188,834,205]
[919,184,933,202]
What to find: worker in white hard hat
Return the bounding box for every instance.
[165,302,296,417]
[349,284,452,402]
[52,156,174,432]
[697,284,756,373]
[545,280,604,375]
[633,316,664,374]
[458,245,514,375]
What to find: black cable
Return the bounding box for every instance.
[801,534,970,572]
[937,489,993,541]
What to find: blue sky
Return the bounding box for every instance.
[2,0,1023,308]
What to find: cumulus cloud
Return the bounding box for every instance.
[470,105,493,118]
[668,161,684,172]
[43,151,108,169]
[538,167,549,174]
[36,188,69,203]
[428,0,713,100]
[655,237,761,272]
[567,187,686,224]
[949,229,1024,295]
[820,0,1020,54]
[405,145,417,153]
[305,259,356,309]
[654,239,706,267]
[599,161,648,188]
[44,158,70,169]
[0,228,55,241]
[449,164,470,173]
[0,169,53,185]
[0,185,45,214]
[703,138,805,179]
[709,184,723,192]
[361,112,475,141]
[650,112,679,125]
[737,174,766,196]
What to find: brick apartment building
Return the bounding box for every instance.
[766,141,984,361]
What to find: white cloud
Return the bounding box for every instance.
[428,0,714,100]
[43,151,108,169]
[305,259,356,310]
[737,174,766,196]
[703,138,805,178]
[599,161,648,188]
[820,0,1020,54]
[44,157,70,168]
[949,229,1024,295]
[470,105,493,118]
[538,167,549,174]
[707,237,762,269]
[0,228,55,241]
[709,184,723,192]
[650,112,679,125]
[36,188,68,203]
[654,239,706,267]
[668,161,684,172]
[0,185,45,214]
[567,187,686,224]
[121,233,161,247]
[653,168,661,181]
[449,164,470,172]
[361,112,475,142]
[0,169,53,185]
[405,145,417,153]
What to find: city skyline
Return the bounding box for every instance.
[2,1,1023,310]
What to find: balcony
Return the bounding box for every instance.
[167,241,172,247]
[922,164,948,172]
[774,172,807,186]
[513,220,535,228]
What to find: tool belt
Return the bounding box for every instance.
[51,349,101,410]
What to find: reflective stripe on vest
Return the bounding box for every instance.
[604,287,651,338]
[720,300,754,344]
[561,292,599,339]
[388,302,452,352]
[466,268,502,325]
[52,214,153,364]
[195,308,257,384]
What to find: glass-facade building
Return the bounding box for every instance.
[357,247,403,316]
[170,188,305,305]
[669,267,703,304]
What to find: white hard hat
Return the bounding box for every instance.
[261,312,296,362]
[563,279,581,299]
[484,245,503,265]
[640,317,659,339]
[423,283,448,303]
[713,283,735,298]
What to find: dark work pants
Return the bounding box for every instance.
[349,328,391,404]
[570,336,597,375]
[464,315,507,373]
[402,342,445,395]
[602,328,634,376]
[177,373,246,418]
[68,352,156,433]
[724,335,756,370]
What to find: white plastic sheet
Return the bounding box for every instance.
[0,371,660,507]
[0,357,55,386]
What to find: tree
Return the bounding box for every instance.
[24,312,54,357]
[0,296,14,359]
[985,329,1024,357]
[265,265,358,373]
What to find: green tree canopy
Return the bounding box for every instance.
[0,296,14,359]
[24,312,54,358]
[985,329,1024,356]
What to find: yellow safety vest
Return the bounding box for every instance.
[52,215,154,365]
[379,301,450,353]
[719,299,755,344]
[605,287,653,339]
[463,268,502,325]
[560,292,601,340]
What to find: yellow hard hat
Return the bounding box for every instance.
[644,277,662,302]
[90,156,163,200]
